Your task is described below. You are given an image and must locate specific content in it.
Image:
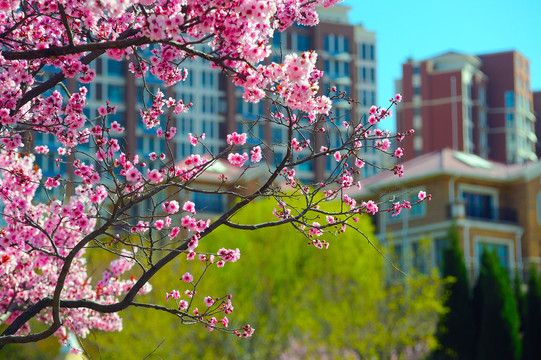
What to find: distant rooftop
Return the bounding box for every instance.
[318,5,352,24]
[348,148,541,197]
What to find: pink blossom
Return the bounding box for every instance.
[166,290,180,301]
[45,177,60,190]
[146,169,164,184]
[98,105,108,116]
[169,227,181,239]
[226,132,247,146]
[418,191,427,201]
[183,201,196,214]
[250,146,262,163]
[162,201,180,214]
[182,272,193,283]
[125,167,142,182]
[228,153,249,167]
[154,220,164,230]
[110,121,125,133]
[179,300,188,310]
[204,296,215,307]
[362,200,379,215]
[188,133,198,146]
[375,139,391,151]
[35,145,50,154]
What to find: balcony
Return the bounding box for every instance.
[447,202,518,223]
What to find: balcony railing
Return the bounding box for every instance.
[447,203,518,223]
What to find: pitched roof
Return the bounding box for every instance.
[348,148,541,197]
[175,154,267,185]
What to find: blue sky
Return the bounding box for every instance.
[342,0,541,129]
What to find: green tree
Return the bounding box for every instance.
[514,272,526,333]
[475,250,521,360]
[80,198,444,359]
[522,266,541,360]
[432,225,475,359]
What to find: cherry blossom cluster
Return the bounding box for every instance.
[0,0,431,348]
[0,151,148,339]
[164,251,250,335]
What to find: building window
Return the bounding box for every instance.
[296,33,311,52]
[505,91,514,107]
[478,87,486,105]
[192,192,226,213]
[343,62,350,77]
[324,35,331,53]
[368,44,375,60]
[108,59,124,77]
[392,243,404,275]
[272,127,283,143]
[537,191,541,224]
[412,65,419,74]
[107,84,125,103]
[412,242,428,274]
[463,192,494,220]
[413,86,420,96]
[411,194,426,217]
[95,58,103,75]
[477,241,510,270]
[96,83,102,100]
[434,237,450,273]
[389,192,426,222]
[325,34,349,55]
[272,33,283,48]
[505,112,514,128]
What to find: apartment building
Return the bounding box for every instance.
[534,91,541,157]
[396,50,537,164]
[348,148,541,279]
[33,6,380,212]
[228,5,381,182]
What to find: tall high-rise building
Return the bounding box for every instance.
[396,50,537,164]
[228,5,380,182]
[478,51,537,164]
[33,5,379,211]
[532,91,541,157]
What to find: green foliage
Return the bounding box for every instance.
[81,197,444,359]
[522,266,541,360]
[432,225,475,360]
[513,272,526,333]
[372,269,445,358]
[475,250,521,360]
